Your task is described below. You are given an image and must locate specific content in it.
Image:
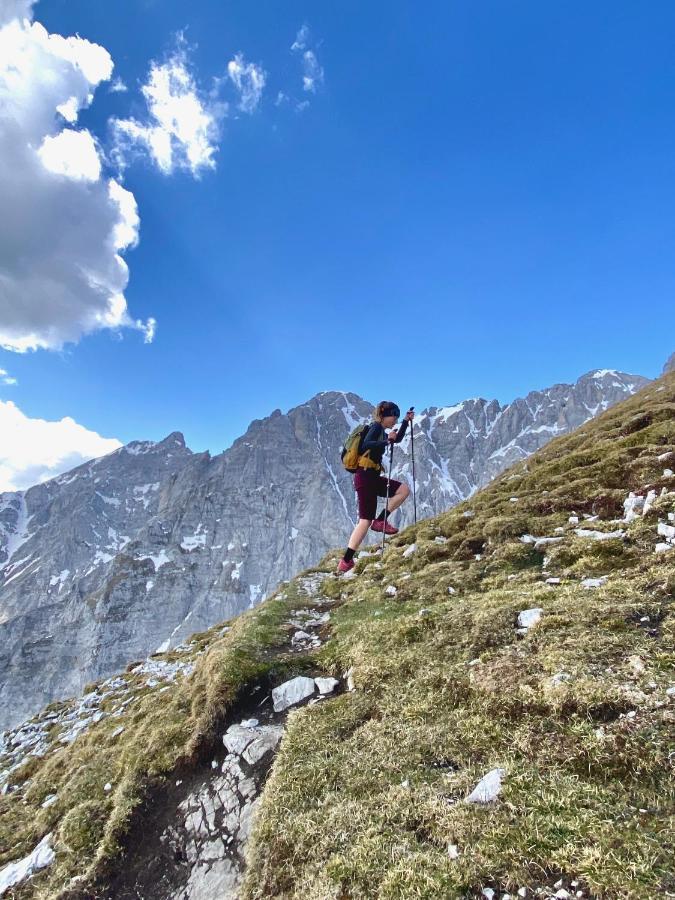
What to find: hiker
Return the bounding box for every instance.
[338,402,414,574]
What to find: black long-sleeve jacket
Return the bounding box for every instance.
[358,419,409,468]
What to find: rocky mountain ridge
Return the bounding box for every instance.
[0,367,649,730]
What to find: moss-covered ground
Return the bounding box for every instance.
[1,373,673,899]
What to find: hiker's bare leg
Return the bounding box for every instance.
[348,518,372,550]
[384,483,410,514]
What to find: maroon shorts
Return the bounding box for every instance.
[354,468,402,521]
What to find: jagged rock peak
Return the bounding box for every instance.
[123,431,189,455]
[663,352,675,375]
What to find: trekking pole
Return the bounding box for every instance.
[381,440,395,553]
[408,406,417,524]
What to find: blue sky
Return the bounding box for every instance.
[1,0,674,471]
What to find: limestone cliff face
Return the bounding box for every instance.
[0,370,648,730]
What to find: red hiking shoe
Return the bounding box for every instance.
[337,558,355,574]
[371,519,398,535]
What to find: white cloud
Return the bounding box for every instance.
[291,25,309,52]
[290,25,324,98]
[0,368,17,386]
[0,399,122,492]
[302,50,324,93]
[112,40,222,176]
[38,128,101,180]
[0,5,152,352]
[109,76,127,93]
[227,53,266,114]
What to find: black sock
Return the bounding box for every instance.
[344,547,356,562]
[375,509,389,521]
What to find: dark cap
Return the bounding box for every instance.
[380,402,400,418]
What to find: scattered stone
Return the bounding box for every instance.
[581,576,607,589]
[465,767,505,803]
[545,577,561,585]
[385,585,398,596]
[0,834,55,895]
[568,515,579,524]
[104,782,112,792]
[643,489,658,516]
[240,718,259,728]
[402,543,417,558]
[447,586,456,594]
[655,543,673,553]
[628,656,645,675]
[40,794,57,809]
[434,536,447,544]
[517,608,543,630]
[292,630,312,643]
[518,889,528,898]
[657,522,675,540]
[666,686,675,696]
[550,672,571,686]
[271,676,316,713]
[344,668,356,692]
[623,493,646,522]
[575,528,625,540]
[447,843,459,860]
[664,469,674,477]
[481,887,495,899]
[314,677,339,695]
[463,510,475,518]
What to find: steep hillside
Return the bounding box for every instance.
[0,372,673,899]
[0,370,647,732]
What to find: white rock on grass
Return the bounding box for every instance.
[581,576,607,589]
[314,677,339,695]
[623,493,646,522]
[447,843,460,859]
[568,515,579,524]
[545,577,561,585]
[575,528,625,540]
[655,542,673,553]
[434,536,447,544]
[465,767,505,804]
[447,586,456,595]
[0,834,55,895]
[517,608,543,630]
[402,543,417,558]
[664,469,674,477]
[272,676,316,712]
[385,585,397,596]
[657,522,675,540]
[643,489,657,516]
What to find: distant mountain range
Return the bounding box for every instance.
[0,365,652,730]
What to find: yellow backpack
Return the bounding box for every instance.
[340,425,381,473]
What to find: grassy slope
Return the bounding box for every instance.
[0,373,673,899]
[243,373,675,899]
